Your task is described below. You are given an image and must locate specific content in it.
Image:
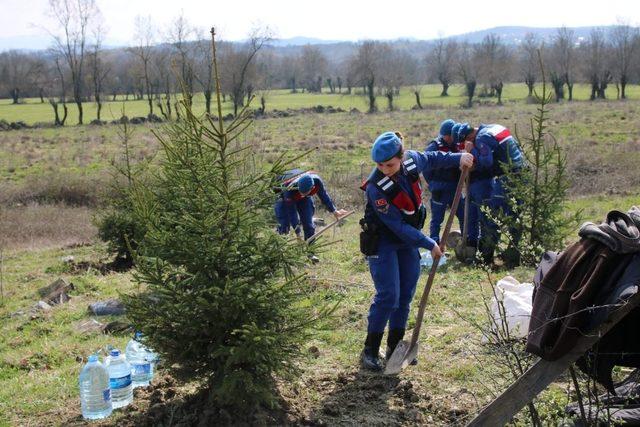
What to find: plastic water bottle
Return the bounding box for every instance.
[125,332,153,388]
[104,349,133,408]
[79,354,113,420]
[420,251,447,269]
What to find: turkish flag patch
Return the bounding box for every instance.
[375,199,388,207]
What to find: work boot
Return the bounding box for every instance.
[360,332,384,372]
[386,329,417,365]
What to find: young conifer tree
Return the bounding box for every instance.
[122,28,327,410]
[494,51,580,267]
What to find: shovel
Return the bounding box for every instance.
[384,167,469,375]
[306,210,355,243]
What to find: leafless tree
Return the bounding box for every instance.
[426,38,458,96]
[128,15,156,115]
[378,44,411,111]
[351,40,380,113]
[299,45,327,92]
[87,24,109,121]
[582,28,612,100]
[519,33,541,97]
[609,22,639,99]
[476,33,511,105]
[49,55,69,125]
[219,27,271,117]
[153,48,173,119]
[167,12,195,105]
[193,29,215,114]
[457,41,478,108]
[553,27,577,101]
[0,51,40,104]
[48,0,100,124]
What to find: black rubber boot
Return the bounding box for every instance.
[386,328,405,360]
[360,332,384,372]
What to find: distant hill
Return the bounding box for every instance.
[443,25,604,44]
[0,25,618,54]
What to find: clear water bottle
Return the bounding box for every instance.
[104,349,133,408]
[420,251,447,269]
[79,354,113,420]
[125,332,153,388]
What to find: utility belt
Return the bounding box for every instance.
[359,205,426,256]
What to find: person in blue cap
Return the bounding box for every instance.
[274,169,348,241]
[457,123,525,265]
[359,131,473,371]
[424,119,466,245]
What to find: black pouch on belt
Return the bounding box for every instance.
[359,218,379,256]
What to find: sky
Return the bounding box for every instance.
[1,0,639,50]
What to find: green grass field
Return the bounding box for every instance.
[0,97,639,425]
[2,83,640,125]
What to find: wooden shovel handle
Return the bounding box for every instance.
[306,210,355,243]
[408,167,470,348]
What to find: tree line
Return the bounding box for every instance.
[1,1,640,124]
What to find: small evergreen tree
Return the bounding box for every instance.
[122,29,328,411]
[493,52,580,266]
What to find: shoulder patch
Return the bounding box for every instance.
[375,198,388,207]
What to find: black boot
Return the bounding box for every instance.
[386,328,418,365]
[386,328,405,360]
[360,332,384,372]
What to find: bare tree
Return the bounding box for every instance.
[193,29,214,114]
[457,41,478,108]
[582,28,613,100]
[426,38,458,96]
[553,27,577,101]
[0,51,40,104]
[167,12,195,105]
[219,27,271,117]
[49,55,69,125]
[610,22,639,99]
[129,15,156,115]
[153,47,173,119]
[352,40,380,113]
[476,33,511,105]
[519,33,541,97]
[48,0,100,124]
[87,24,109,121]
[378,44,411,111]
[299,45,327,92]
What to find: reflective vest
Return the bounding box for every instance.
[483,124,525,175]
[361,156,427,234]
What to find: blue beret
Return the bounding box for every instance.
[297,174,314,194]
[372,131,403,162]
[451,123,463,144]
[439,119,455,138]
[457,123,473,142]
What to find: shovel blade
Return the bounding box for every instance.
[384,340,419,375]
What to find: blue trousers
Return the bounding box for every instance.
[467,179,493,248]
[483,175,522,259]
[274,197,316,240]
[367,242,421,334]
[429,186,465,244]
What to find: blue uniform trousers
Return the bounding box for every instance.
[274,197,316,240]
[483,175,522,261]
[429,185,465,244]
[367,241,421,334]
[467,178,493,248]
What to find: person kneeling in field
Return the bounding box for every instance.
[358,131,474,371]
[274,169,348,247]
